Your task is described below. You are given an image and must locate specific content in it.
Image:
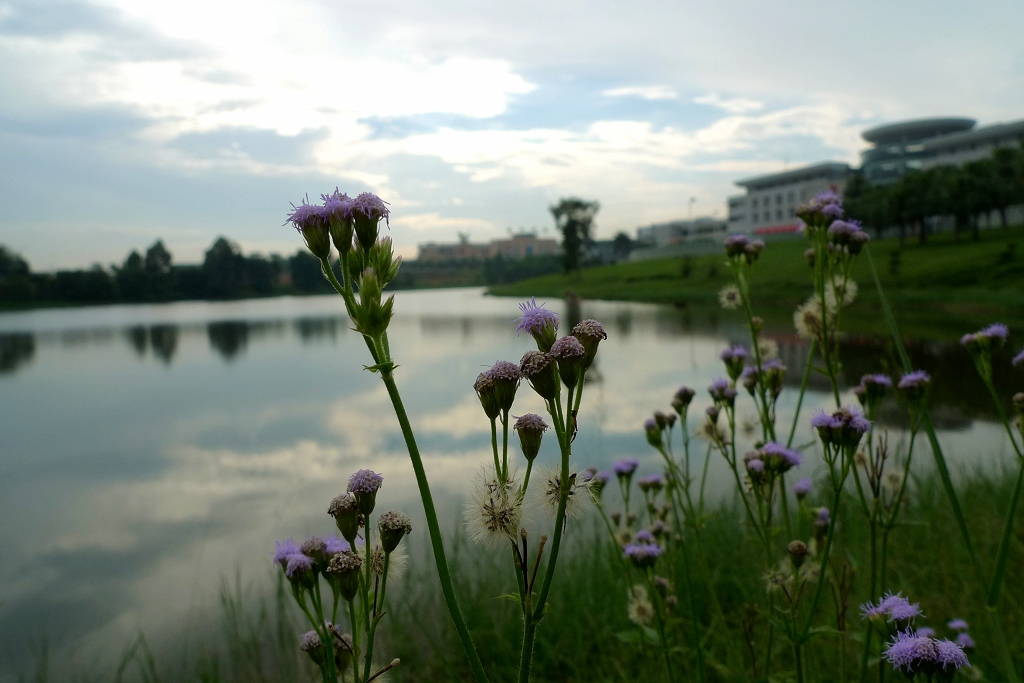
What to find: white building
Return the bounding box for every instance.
[727,162,851,235]
[636,217,726,246]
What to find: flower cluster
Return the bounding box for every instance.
[884,630,969,679]
[811,406,871,449]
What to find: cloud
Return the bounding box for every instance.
[601,85,678,101]
[694,93,764,114]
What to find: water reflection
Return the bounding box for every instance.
[0,332,34,374]
[207,320,249,361]
[150,324,178,365]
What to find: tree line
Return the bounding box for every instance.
[844,142,1024,243]
[0,236,568,308]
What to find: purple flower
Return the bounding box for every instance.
[793,478,812,498]
[746,458,765,473]
[708,378,736,403]
[962,323,1009,351]
[673,386,695,407]
[516,298,559,336]
[759,442,803,471]
[273,539,301,567]
[720,345,748,362]
[897,370,931,391]
[860,592,922,623]
[324,535,350,555]
[812,406,871,448]
[549,335,586,359]
[350,192,390,226]
[285,553,314,579]
[724,233,749,257]
[821,203,844,219]
[982,323,1009,341]
[1013,348,1024,368]
[916,627,936,638]
[514,413,548,433]
[862,373,893,389]
[635,529,655,543]
[955,632,975,649]
[637,474,664,492]
[623,542,664,568]
[947,618,969,632]
[613,457,639,477]
[827,220,858,243]
[321,188,353,220]
[348,469,384,494]
[286,199,327,232]
[487,360,521,382]
[643,417,657,432]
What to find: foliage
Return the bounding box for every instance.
[550,197,600,274]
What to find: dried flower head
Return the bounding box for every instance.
[465,468,523,547]
[534,467,591,520]
[378,511,412,552]
[627,585,654,626]
[519,350,559,400]
[719,284,742,310]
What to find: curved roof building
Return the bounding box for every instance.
[860,117,978,184]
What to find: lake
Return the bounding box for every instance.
[0,287,1016,678]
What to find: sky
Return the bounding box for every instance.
[1,0,1023,269]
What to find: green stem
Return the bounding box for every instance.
[347,599,361,683]
[490,418,501,477]
[987,456,1024,607]
[501,409,510,482]
[362,554,390,682]
[517,619,538,683]
[787,341,815,449]
[379,371,489,683]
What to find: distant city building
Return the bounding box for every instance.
[417,232,558,262]
[636,217,727,246]
[727,162,851,235]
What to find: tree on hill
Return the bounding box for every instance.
[550,197,599,274]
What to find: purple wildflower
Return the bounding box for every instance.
[273,539,301,567]
[916,627,936,638]
[708,378,736,404]
[746,458,765,473]
[828,220,858,243]
[349,192,390,226]
[324,535,350,556]
[862,373,893,389]
[724,233,749,257]
[793,478,812,498]
[955,632,975,649]
[637,474,664,492]
[947,619,969,632]
[613,457,640,477]
[321,188,353,219]
[860,592,922,623]
[897,370,931,391]
[348,469,384,494]
[549,335,586,359]
[516,298,559,336]
[635,529,655,544]
[623,542,664,568]
[962,323,1009,350]
[285,553,314,579]
[759,442,803,471]
[487,360,521,382]
[720,345,748,362]
[286,199,327,232]
[1013,348,1024,368]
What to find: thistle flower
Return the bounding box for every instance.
[350,192,390,253]
[613,457,640,478]
[708,378,735,405]
[637,474,664,493]
[623,542,664,569]
[884,630,969,676]
[860,592,923,623]
[956,633,975,650]
[517,298,559,351]
[627,585,654,626]
[347,469,384,516]
[328,493,361,544]
[486,360,521,412]
[377,511,412,553]
[327,550,363,601]
[947,619,969,632]
[720,345,748,381]
[465,468,523,547]
[273,539,301,568]
[286,198,331,260]
[473,372,501,419]
[572,319,607,369]
[719,284,742,310]
[514,413,548,462]
[724,233,749,258]
[549,335,586,388]
[672,386,696,415]
[519,350,560,400]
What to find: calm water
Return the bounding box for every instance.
[0,288,1016,677]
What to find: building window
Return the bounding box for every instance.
[776,209,782,220]
[776,194,782,205]
[787,191,795,203]
[752,212,759,222]
[752,198,758,208]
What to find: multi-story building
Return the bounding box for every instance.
[636,217,726,246]
[727,162,851,235]
[417,232,558,262]
[860,117,1024,184]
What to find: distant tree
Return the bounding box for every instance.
[550,197,599,274]
[116,250,150,301]
[145,240,174,301]
[0,246,35,303]
[202,237,248,299]
[612,232,633,261]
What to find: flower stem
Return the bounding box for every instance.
[379,370,489,683]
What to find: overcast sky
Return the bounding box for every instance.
[2,0,1023,269]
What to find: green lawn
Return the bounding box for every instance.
[489,227,1024,339]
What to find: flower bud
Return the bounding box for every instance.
[347,469,384,517]
[287,201,331,260]
[473,372,501,420]
[351,268,394,338]
[572,319,607,370]
[300,630,325,665]
[350,192,389,254]
[514,413,548,462]
[328,493,361,544]
[671,386,695,416]
[377,511,412,553]
[327,550,363,601]
[644,418,663,449]
[549,335,586,389]
[487,360,521,412]
[323,189,354,256]
[368,237,402,286]
[520,350,560,400]
[787,540,808,569]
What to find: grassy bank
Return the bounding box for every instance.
[35,467,1024,683]
[489,227,1024,339]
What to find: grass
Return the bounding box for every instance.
[28,465,1024,683]
[489,227,1024,339]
